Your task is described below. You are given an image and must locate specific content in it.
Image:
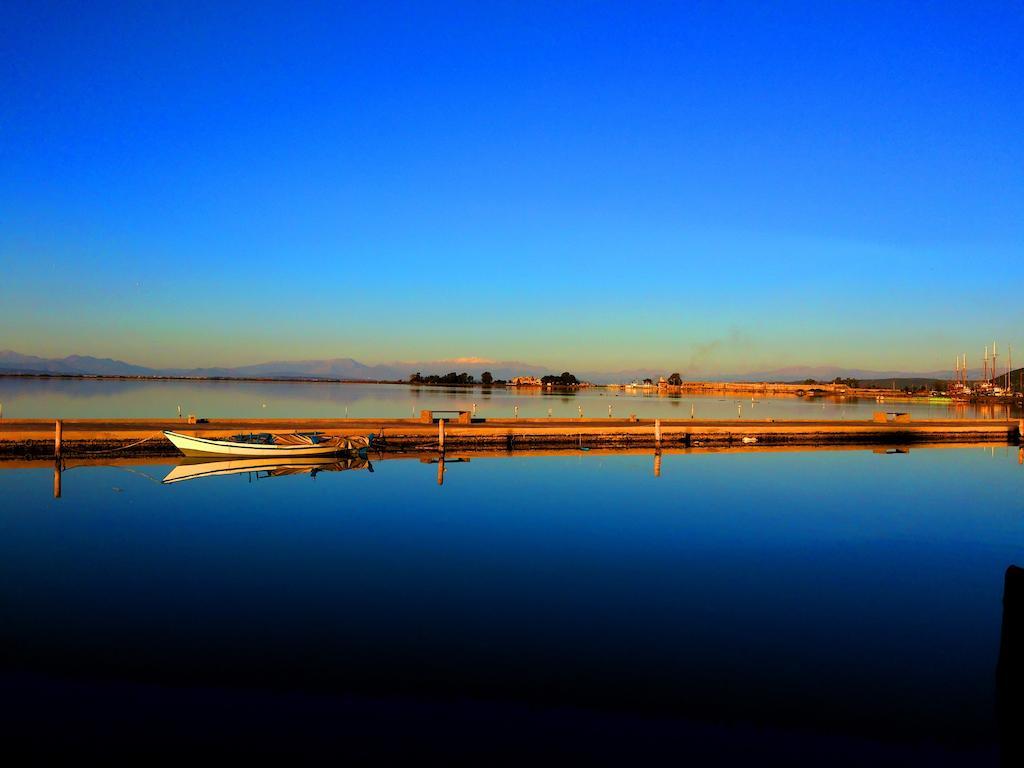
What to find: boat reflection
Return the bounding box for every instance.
[162,455,372,484]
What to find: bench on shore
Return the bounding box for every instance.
[873,411,911,424]
[420,409,472,424]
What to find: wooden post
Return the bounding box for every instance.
[690,403,695,419]
[53,461,62,499]
[54,419,62,458]
[437,455,445,486]
[654,451,662,477]
[438,418,445,452]
[1018,419,1023,441]
[997,565,1024,758]
[654,418,662,448]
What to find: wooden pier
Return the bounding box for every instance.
[0,416,1020,458]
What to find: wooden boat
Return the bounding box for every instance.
[162,456,369,484]
[164,430,369,458]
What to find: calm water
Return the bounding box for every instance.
[1,377,1020,420]
[2,446,1023,762]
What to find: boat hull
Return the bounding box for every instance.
[164,430,366,458]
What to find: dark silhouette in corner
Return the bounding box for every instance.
[997,565,1024,767]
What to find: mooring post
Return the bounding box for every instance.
[654,451,662,477]
[997,565,1024,759]
[438,418,445,452]
[1019,419,1023,442]
[655,418,662,448]
[53,461,62,499]
[437,455,445,486]
[690,403,695,419]
[514,405,519,419]
[54,419,62,458]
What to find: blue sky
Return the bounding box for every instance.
[2,1,1021,373]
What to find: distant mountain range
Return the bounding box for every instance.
[0,351,551,382]
[0,350,985,385]
[0,352,160,377]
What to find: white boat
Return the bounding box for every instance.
[164,430,369,458]
[162,456,369,484]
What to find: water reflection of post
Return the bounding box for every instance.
[998,565,1023,765]
[53,460,62,499]
[437,455,445,486]
[653,451,661,477]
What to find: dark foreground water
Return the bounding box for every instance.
[2,447,1023,763]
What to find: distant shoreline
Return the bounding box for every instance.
[0,372,401,385]
[0,373,536,389]
[0,373,990,403]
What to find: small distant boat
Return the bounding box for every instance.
[164,430,369,458]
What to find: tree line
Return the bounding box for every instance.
[408,372,477,385]
[408,371,509,386]
[408,370,583,386]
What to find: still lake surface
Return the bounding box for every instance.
[2,445,1023,761]
[0,377,1020,420]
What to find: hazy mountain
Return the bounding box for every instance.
[0,351,552,381]
[0,351,157,376]
[161,358,379,380]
